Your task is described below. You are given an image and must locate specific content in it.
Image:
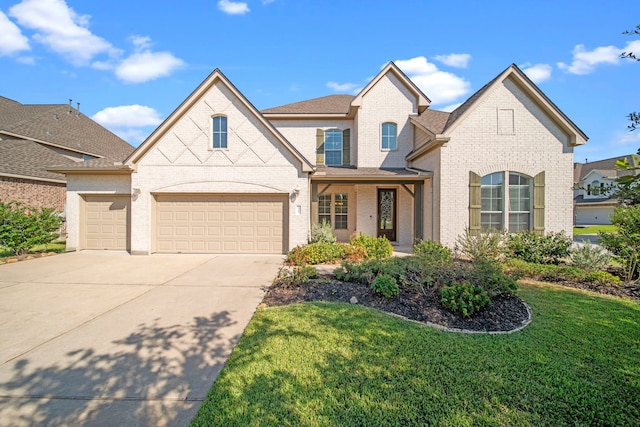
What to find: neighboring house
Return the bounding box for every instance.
[573,155,636,225]
[52,62,587,254]
[0,96,134,212]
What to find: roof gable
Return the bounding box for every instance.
[127,69,314,172]
[351,62,430,114]
[442,64,588,146]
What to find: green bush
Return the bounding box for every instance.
[413,239,453,265]
[570,244,611,272]
[349,233,393,259]
[455,228,505,262]
[599,205,640,281]
[504,259,589,282]
[441,281,491,317]
[286,242,345,265]
[0,201,63,255]
[309,220,336,244]
[274,265,318,287]
[506,231,572,264]
[470,261,518,297]
[586,270,622,286]
[370,273,399,298]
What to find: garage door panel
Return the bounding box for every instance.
[83,196,130,251]
[155,195,286,254]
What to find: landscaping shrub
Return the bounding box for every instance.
[341,244,367,262]
[599,205,640,281]
[308,220,336,244]
[455,228,505,262]
[349,233,393,259]
[504,259,589,283]
[413,239,453,265]
[274,265,318,287]
[370,273,399,298]
[469,261,518,297]
[570,244,611,273]
[505,231,572,264]
[0,201,63,255]
[586,270,622,286]
[286,242,345,265]
[440,281,490,317]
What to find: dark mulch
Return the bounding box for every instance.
[546,279,640,302]
[263,277,531,333]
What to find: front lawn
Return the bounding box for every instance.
[0,240,65,259]
[191,282,640,426]
[573,224,617,235]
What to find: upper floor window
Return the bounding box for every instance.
[212,116,227,149]
[588,180,603,196]
[381,122,397,150]
[324,129,343,166]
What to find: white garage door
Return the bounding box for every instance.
[575,206,613,225]
[155,194,287,254]
[83,195,130,250]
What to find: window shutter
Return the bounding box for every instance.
[342,129,350,165]
[316,129,325,165]
[533,171,545,235]
[469,171,481,236]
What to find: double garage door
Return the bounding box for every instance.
[155,194,287,254]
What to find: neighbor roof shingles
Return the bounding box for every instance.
[0,139,75,181]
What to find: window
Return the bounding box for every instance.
[479,172,532,232]
[319,194,331,225]
[589,180,601,196]
[508,173,531,232]
[212,116,227,149]
[334,194,348,229]
[324,130,343,166]
[381,122,397,150]
[317,193,348,229]
[481,172,504,230]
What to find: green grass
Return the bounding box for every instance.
[191,282,640,426]
[0,240,66,258]
[573,224,617,235]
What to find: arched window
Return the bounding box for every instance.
[477,171,533,232]
[212,115,227,149]
[381,122,397,150]
[591,180,601,196]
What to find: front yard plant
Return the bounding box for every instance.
[440,280,490,317]
[0,201,63,255]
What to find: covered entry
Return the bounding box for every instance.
[154,194,287,254]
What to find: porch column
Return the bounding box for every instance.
[414,181,424,241]
[311,181,319,227]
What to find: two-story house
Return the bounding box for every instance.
[53,62,587,254]
[573,155,636,225]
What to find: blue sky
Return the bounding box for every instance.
[0,0,638,163]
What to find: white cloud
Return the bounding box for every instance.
[558,40,640,75]
[394,56,471,105]
[0,11,30,55]
[327,81,361,93]
[92,105,163,128]
[16,56,35,64]
[9,0,118,65]
[218,0,250,15]
[433,53,471,68]
[262,0,275,4]
[521,63,552,83]
[114,38,185,83]
[441,102,462,112]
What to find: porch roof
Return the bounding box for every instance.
[311,166,432,183]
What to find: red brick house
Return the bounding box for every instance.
[0,96,134,212]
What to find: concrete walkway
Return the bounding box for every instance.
[0,251,283,426]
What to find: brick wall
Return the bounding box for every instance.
[0,176,66,212]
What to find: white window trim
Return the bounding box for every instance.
[480,171,533,232]
[210,115,228,150]
[381,122,398,151]
[324,129,343,166]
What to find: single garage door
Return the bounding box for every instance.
[155,194,287,254]
[83,195,130,250]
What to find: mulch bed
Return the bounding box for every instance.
[263,277,531,333]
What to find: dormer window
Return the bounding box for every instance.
[212,115,227,149]
[381,122,397,150]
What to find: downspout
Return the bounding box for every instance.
[405,167,434,241]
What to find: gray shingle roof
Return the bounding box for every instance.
[0,138,75,181]
[262,94,355,115]
[574,155,636,182]
[0,97,134,161]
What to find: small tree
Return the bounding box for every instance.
[0,201,63,255]
[599,205,640,281]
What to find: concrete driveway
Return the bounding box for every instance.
[0,251,283,426]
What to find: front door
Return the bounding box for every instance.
[377,188,397,241]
